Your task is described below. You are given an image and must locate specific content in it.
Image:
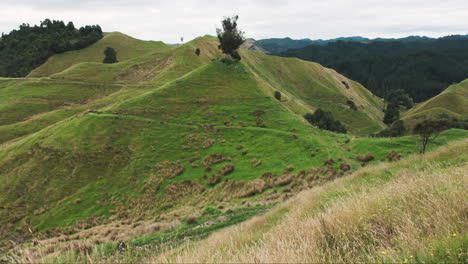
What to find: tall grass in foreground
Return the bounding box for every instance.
[156,140,467,263]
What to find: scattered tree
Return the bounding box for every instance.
[274,91,282,101]
[195,48,201,56]
[383,103,400,125]
[103,47,118,64]
[304,109,347,134]
[414,119,451,154]
[385,89,414,109]
[216,15,245,59]
[346,100,358,110]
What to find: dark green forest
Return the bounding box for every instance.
[0,19,103,77]
[279,36,468,102]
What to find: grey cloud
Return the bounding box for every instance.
[1,0,467,43]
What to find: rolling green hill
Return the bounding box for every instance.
[1,33,467,262]
[402,79,468,130]
[28,32,172,78]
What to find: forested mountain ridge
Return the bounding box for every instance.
[0,19,103,77]
[278,36,468,102]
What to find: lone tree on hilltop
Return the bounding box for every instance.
[195,48,201,56]
[103,47,118,64]
[216,15,245,60]
[414,119,450,154]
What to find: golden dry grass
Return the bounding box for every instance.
[152,140,468,263]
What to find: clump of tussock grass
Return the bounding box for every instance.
[202,154,231,166]
[206,164,235,185]
[339,162,351,172]
[238,179,267,198]
[356,152,375,162]
[251,158,262,168]
[386,150,402,162]
[154,160,184,179]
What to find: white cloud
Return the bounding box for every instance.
[1,0,467,43]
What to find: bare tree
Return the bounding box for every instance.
[414,119,450,154]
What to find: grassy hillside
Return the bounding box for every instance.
[27,32,172,78]
[241,51,385,134]
[151,139,468,263]
[402,79,468,131]
[1,34,467,262]
[26,34,385,133]
[11,136,467,263]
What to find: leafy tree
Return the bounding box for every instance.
[103,47,118,64]
[66,22,75,30]
[274,91,282,101]
[385,89,413,109]
[216,15,245,59]
[304,109,347,134]
[383,103,400,125]
[414,119,451,154]
[195,48,201,56]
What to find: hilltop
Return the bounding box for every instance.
[1,32,467,263]
[402,79,468,130]
[28,32,172,78]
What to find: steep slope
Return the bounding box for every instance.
[241,50,385,134]
[27,32,172,78]
[0,37,222,145]
[27,34,385,134]
[45,36,222,85]
[402,79,468,130]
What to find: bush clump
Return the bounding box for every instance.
[304,109,347,134]
[346,100,358,111]
[356,153,375,162]
[186,216,198,225]
[386,150,402,162]
[274,91,282,101]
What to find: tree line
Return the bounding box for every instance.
[279,36,468,102]
[0,19,103,77]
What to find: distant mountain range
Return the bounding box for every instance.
[254,34,468,53]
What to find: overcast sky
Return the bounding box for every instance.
[1,0,468,43]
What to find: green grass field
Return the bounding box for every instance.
[0,32,466,262]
